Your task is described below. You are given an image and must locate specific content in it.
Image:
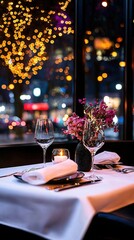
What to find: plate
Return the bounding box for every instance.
[14,171,85,184]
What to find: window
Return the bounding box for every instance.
[0,0,133,145]
[0,0,75,144]
[74,0,134,140]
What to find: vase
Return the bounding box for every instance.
[74,141,92,172]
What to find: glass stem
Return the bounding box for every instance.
[43,148,47,165]
[91,152,95,171]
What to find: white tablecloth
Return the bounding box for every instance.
[0,163,134,240]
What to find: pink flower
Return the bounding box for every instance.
[63,99,119,141]
[63,113,85,141]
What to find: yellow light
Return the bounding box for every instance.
[97,76,103,82]
[9,84,14,90]
[102,73,108,78]
[50,40,54,44]
[94,37,113,50]
[119,61,126,67]
[111,51,117,57]
[0,0,73,85]
[8,125,13,130]
[18,79,22,83]
[66,75,72,81]
[86,30,92,35]
[84,39,89,44]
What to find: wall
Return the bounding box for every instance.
[0,140,133,168]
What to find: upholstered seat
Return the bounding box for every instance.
[0,224,48,240]
[83,203,134,240]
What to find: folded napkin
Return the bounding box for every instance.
[94,151,120,165]
[22,159,78,185]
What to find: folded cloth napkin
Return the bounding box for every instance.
[22,159,78,185]
[94,151,120,165]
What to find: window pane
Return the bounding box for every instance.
[0,0,74,144]
[83,0,125,140]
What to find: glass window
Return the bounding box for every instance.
[0,0,133,144]
[83,0,125,140]
[74,0,133,141]
[0,0,75,144]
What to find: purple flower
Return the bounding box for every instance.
[63,99,119,141]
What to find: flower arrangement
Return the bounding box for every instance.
[63,98,119,141]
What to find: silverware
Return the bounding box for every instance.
[0,167,43,178]
[121,167,134,173]
[94,165,102,170]
[53,177,102,192]
[105,164,121,172]
[0,171,22,178]
[105,165,134,173]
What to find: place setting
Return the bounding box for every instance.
[93,150,122,169]
[12,137,129,191]
[13,117,103,190]
[9,116,133,192]
[12,117,103,190]
[0,117,100,190]
[13,154,103,191]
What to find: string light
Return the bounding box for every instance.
[102,1,108,7]
[0,0,73,88]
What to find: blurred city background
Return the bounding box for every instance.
[0,0,133,144]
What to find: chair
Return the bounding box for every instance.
[83,203,134,240]
[0,224,49,240]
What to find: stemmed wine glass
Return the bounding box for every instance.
[34,117,54,167]
[83,119,105,178]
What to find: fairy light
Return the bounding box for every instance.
[102,1,108,7]
[0,0,73,88]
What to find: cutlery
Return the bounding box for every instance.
[105,165,134,173]
[121,167,134,173]
[0,167,43,178]
[94,165,102,170]
[0,171,22,178]
[53,177,102,191]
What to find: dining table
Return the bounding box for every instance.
[0,162,134,240]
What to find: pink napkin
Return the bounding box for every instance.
[22,159,78,185]
[94,151,120,164]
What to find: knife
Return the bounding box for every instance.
[54,177,102,192]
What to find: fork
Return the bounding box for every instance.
[105,165,134,173]
[105,164,122,172]
[121,167,134,173]
[0,171,23,178]
[0,167,43,178]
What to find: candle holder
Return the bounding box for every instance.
[52,148,70,163]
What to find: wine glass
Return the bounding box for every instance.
[83,119,105,178]
[34,118,54,167]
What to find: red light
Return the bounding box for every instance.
[24,103,49,111]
